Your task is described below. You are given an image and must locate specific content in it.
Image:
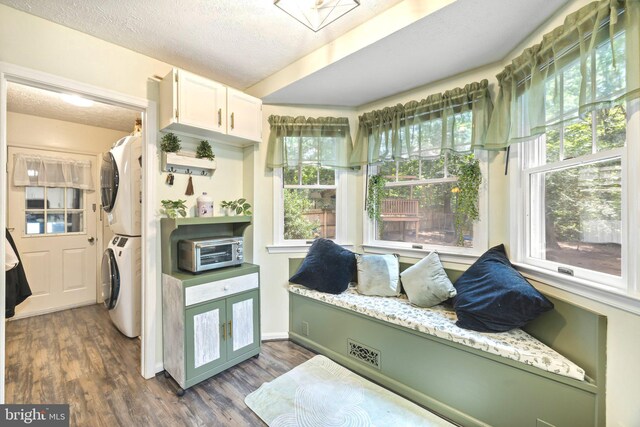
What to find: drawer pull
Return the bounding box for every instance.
[224,285,229,291]
[228,320,233,338]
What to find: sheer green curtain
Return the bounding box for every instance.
[485,0,640,149]
[350,80,493,166]
[266,115,353,169]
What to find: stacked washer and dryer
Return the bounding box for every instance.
[100,135,142,338]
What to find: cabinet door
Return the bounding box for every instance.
[177,69,226,132]
[226,290,260,360]
[186,300,227,380]
[227,88,262,142]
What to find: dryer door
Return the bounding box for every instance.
[100,151,119,213]
[101,248,120,310]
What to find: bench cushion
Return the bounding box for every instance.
[288,284,585,381]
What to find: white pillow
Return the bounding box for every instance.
[400,251,456,307]
[355,254,400,297]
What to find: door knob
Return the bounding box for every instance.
[88,237,95,243]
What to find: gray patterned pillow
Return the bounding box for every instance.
[355,254,400,297]
[400,251,456,307]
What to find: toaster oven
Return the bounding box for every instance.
[177,237,244,273]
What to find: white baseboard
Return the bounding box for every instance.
[8,300,97,320]
[261,332,289,341]
[155,361,164,374]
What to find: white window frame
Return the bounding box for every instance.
[268,167,349,253]
[510,98,640,313]
[362,150,489,263]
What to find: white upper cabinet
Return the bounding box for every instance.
[159,68,262,147]
[227,88,262,143]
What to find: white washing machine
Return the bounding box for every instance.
[100,135,142,236]
[101,235,141,338]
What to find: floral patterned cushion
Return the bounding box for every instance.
[289,284,585,381]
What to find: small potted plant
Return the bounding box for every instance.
[160,132,181,153]
[220,198,252,216]
[196,140,215,161]
[161,199,187,219]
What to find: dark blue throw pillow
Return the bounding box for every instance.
[289,239,356,294]
[452,244,553,332]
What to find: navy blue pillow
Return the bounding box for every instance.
[289,239,356,294]
[452,244,553,332]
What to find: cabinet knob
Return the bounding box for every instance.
[224,285,229,291]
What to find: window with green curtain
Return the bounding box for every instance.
[266,115,352,169]
[267,115,352,243]
[485,0,640,149]
[349,79,493,166]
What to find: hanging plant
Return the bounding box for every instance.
[453,154,482,246]
[160,132,181,153]
[366,174,387,225]
[196,140,215,161]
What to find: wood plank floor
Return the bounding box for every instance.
[5,304,316,426]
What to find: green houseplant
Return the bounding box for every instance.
[221,198,252,216]
[366,174,387,224]
[453,154,482,246]
[161,199,187,219]
[160,132,181,153]
[196,140,215,161]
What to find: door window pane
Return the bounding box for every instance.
[66,188,83,209]
[25,187,45,209]
[26,212,45,235]
[46,212,66,234]
[47,188,65,209]
[66,212,84,233]
[530,158,621,276]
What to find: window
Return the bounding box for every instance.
[370,152,484,250]
[267,116,352,249]
[24,186,85,235]
[282,163,338,241]
[353,81,493,256]
[509,19,638,293]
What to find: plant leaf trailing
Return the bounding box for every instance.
[161,199,187,219]
[196,140,215,161]
[453,154,482,246]
[160,132,181,153]
[366,174,387,233]
[220,198,252,216]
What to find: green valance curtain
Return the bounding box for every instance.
[266,115,353,169]
[485,0,640,149]
[349,80,493,166]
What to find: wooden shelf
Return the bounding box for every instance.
[162,152,216,176]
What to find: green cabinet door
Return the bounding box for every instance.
[185,299,227,380]
[226,290,260,360]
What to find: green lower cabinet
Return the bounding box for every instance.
[186,300,227,381]
[226,290,261,360]
[162,265,261,392]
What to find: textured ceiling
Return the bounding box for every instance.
[263,0,570,106]
[7,82,140,132]
[0,0,405,90]
[0,0,570,108]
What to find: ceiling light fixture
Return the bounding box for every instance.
[274,0,360,32]
[60,93,94,108]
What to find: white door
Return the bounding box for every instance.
[226,88,262,142]
[178,69,227,132]
[7,146,98,318]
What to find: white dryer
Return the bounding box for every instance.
[100,135,142,236]
[101,235,141,338]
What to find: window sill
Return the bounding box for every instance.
[513,262,640,315]
[266,242,355,254]
[361,243,479,265]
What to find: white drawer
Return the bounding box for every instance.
[185,272,259,306]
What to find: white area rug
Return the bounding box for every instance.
[245,355,455,426]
